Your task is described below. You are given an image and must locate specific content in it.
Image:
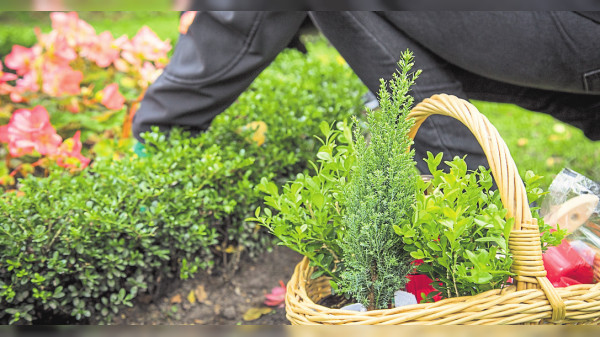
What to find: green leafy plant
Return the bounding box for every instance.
[248,120,355,283]
[339,50,420,310]
[193,40,366,264]
[252,51,421,310]
[0,39,368,324]
[394,152,566,299]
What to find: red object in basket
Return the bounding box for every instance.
[405,274,442,303]
[406,260,442,303]
[555,276,582,287]
[542,241,594,286]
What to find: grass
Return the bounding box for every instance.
[1,12,598,189]
[473,101,600,189]
[0,12,180,56]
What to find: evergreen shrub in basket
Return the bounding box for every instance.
[251,50,565,318]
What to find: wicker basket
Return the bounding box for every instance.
[285,94,600,325]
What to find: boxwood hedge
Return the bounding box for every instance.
[0,40,367,324]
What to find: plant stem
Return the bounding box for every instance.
[452,252,459,297]
[120,88,147,146]
[368,262,377,310]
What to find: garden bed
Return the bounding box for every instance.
[109,246,301,325]
[1,12,598,326]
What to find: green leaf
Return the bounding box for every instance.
[312,193,324,210]
[410,250,425,259]
[467,270,493,284]
[255,207,261,218]
[316,152,332,162]
[427,241,441,252]
[329,280,339,294]
[319,121,331,137]
[310,270,325,280]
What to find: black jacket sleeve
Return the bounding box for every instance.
[132,11,307,142]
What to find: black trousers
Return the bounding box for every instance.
[132,11,600,174]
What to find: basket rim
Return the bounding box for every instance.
[286,256,600,325]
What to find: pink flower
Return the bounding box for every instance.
[101,83,126,110]
[113,34,130,49]
[122,26,171,65]
[17,71,40,92]
[50,11,96,47]
[0,62,18,96]
[0,61,17,82]
[7,71,40,103]
[179,11,197,35]
[139,62,162,88]
[113,58,130,73]
[264,280,286,308]
[0,124,8,143]
[80,31,121,68]
[42,63,83,97]
[0,84,13,97]
[5,106,62,157]
[55,131,90,169]
[4,45,36,76]
[50,34,78,65]
[37,30,78,66]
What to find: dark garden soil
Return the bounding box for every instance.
[110,246,302,325]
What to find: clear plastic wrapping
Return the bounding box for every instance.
[541,168,600,282]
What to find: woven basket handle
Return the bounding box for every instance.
[408,94,532,229]
[408,94,566,322]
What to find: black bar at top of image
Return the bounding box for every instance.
[2,0,600,11]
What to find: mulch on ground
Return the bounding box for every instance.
[111,246,302,325]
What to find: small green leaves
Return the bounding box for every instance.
[399,153,561,298]
[319,121,332,138]
[0,39,368,324]
[252,121,355,284]
[316,152,333,162]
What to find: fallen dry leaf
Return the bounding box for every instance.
[187,290,196,304]
[170,294,182,304]
[242,307,273,321]
[546,157,556,167]
[194,319,204,324]
[238,121,267,146]
[194,285,207,303]
[517,138,528,147]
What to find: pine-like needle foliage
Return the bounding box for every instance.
[340,51,421,310]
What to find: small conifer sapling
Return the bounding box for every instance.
[339,50,421,310]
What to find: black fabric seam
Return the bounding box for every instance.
[163,12,265,86]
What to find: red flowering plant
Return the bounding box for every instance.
[0,12,172,190]
[264,280,286,308]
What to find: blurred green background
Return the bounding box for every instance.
[0,1,173,11]
[1,11,598,189]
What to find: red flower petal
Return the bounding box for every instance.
[5,45,36,76]
[0,124,9,143]
[101,83,126,110]
[7,106,62,157]
[263,281,286,308]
